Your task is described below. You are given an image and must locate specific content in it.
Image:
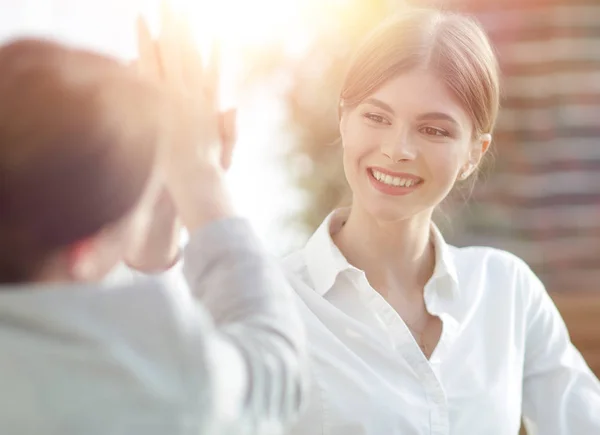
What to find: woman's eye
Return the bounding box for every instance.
[364,113,390,125]
[420,126,449,137]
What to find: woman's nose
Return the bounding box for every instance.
[380,128,416,162]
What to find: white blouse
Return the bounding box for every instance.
[283,209,600,435]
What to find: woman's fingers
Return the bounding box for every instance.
[149,1,221,107]
[205,39,221,105]
[179,17,209,99]
[142,0,235,171]
[157,0,185,91]
[135,16,161,80]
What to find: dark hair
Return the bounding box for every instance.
[0,39,168,283]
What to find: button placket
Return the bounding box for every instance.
[351,268,452,434]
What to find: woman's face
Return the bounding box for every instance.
[340,68,489,223]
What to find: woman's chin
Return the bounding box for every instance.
[363,202,417,223]
[357,194,434,224]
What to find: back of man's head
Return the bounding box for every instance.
[0,39,169,283]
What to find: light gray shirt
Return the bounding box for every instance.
[0,218,307,435]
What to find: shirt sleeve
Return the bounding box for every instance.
[180,217,308,435]
[520,263,600,435]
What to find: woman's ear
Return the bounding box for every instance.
[459,134,492,180]
[468,133,492,170]
[480,133,492,156]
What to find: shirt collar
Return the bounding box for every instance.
[429,223,460,299]
[303,208,460,299]
[303,209,354,296]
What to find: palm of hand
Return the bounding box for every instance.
[135,3,234,172]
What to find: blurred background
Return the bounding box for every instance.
[1,0,599,379]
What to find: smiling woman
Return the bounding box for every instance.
[281,7,600,435]
[340,67,491,222]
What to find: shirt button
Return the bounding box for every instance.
[433,392,445,405]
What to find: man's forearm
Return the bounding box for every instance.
[183,218,307,432]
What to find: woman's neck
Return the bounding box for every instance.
[332,204,435,299]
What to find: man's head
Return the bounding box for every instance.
[0,39,170,284]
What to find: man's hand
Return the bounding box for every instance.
[138,2,237,231]
[136,2,237,169]
[126,3,239,272]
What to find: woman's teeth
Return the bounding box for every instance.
[371,169,418,187]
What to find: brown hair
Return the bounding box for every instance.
[339,8,500,138]
[0,39,169,283]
